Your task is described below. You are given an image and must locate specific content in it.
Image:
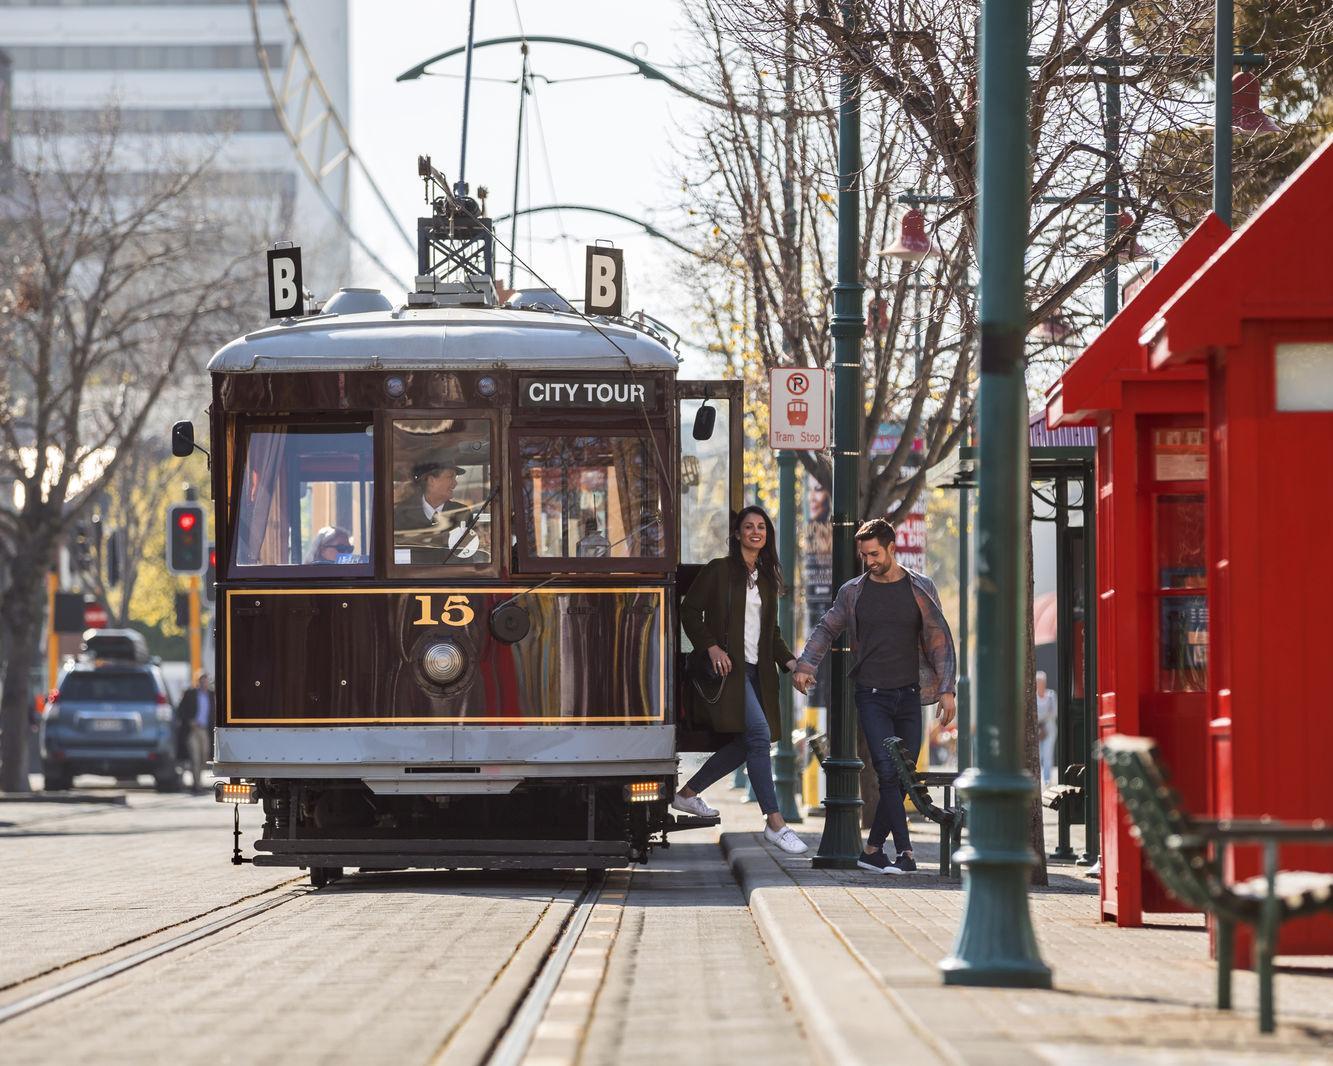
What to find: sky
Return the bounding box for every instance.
[347,0,714,372]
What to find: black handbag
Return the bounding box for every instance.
[686,574,734,705]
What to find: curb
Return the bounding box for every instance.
[0,791,129,805]
[720,832,951,1066]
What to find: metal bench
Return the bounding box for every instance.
[1101,734,1333,1033]
[883,736,964,878]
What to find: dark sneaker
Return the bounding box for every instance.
[857,850,890,873]
[885,851,918,875]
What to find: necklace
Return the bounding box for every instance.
[747,567,759,590]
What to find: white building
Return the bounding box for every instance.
[2,0,352,295]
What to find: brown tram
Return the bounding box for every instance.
[197,286,742,883]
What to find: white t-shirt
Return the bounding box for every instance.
[743,572,762,665]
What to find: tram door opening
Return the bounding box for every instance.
[676,381,744,749]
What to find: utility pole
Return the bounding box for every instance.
[940,0,1052,987]
[774,450,802,821]
[1214,0,1233,226]
[813,0,865,869]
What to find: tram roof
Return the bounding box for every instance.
[207,306,679,374]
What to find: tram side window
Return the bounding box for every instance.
[517,434,665,560]
[391,418,493,566]
[232,423,373,571]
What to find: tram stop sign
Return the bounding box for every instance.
[769,367,829,450]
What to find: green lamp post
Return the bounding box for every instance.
[812,0,866,869]
[939,0,1052,987]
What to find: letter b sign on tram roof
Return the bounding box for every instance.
[267,244,304,319]
[585,245,623,317]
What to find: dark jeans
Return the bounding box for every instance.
[685,664,779,815]
[855,683,922,854]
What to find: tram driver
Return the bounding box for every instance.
[393,452,488,563]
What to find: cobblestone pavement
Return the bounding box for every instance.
[0,781,813,1066]
[708,782,1333,1065]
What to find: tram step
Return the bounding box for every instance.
[256,837,629,857]
[667,814,721,831]
[253,851,628,871]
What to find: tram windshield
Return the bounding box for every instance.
[232,422,374,571]
[390,417,493,566]
[517,434,665,561]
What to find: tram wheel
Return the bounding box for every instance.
[309,866,343,888]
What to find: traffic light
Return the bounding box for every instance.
[204,544,217,604]
[166,503,206,575]
[105,529,123,587]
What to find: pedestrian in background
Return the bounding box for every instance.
[1036,670,1058,785]
[793,517,956,874]
[672,505,808,855]
[176,671,214,794]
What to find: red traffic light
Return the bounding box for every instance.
[209,547,216,566]
[177,511,197,532]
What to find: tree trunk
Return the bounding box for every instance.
[0,553,51,793]
[1025,501,1049,886]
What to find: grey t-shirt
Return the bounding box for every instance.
[853,574,922,689]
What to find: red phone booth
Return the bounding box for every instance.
[1145,135,1333,958]
[1047,215,1230,926]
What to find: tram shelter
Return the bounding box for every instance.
[1046,214,1230,928]
[1144,135,1333,958]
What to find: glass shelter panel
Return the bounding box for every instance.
[517,435,665,560]
[679,398,732,565]
[390,418,493,566]
[232,423,373,572]
[1154,493,1207,692]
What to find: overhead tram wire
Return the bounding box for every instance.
[248,0,413,288]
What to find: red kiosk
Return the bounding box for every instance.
[1047,215,1230,927]
[1145,135,1333,957]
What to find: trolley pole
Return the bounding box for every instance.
[774,449,802,822]
[940,0,1051,987]
[813,0,865,869]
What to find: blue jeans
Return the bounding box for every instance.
[685,664,779,816]
[855,683,922,854]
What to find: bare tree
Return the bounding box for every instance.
[0,116,260,791]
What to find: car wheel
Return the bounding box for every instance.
[154,768,183,793]
[43,766,72,792]
[309,866,343,888]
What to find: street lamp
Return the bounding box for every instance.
[939,0,1052,988]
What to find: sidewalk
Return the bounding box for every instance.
[707,780,1333,1065]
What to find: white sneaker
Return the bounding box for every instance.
[671,793,719,818]
[764,825,809,854]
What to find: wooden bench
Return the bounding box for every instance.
[883,736,964,878]
[1042,784,1083,812]
[1101,734,1333,1033]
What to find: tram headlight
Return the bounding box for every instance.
[625,781,663,804]
[215,781,258,804]
[383,375,406,399]
[421,641,467,685]
[476,375,498,399]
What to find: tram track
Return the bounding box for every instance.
[0,876,306,1013]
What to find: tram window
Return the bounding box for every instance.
[232,423,373,571]
[391,418,492,566]
[679,399,731,565]
[517,434,665,560]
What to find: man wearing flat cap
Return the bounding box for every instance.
[394,454,472,536]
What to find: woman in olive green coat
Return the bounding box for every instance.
[672,505,807,854]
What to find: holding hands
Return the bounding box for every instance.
[790,665,815,695]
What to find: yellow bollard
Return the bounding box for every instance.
[802,705,822,808]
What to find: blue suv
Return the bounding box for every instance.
[41,631,182,791]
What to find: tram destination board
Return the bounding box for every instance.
[518,376,660,411]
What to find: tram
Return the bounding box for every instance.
[192,163,742,882]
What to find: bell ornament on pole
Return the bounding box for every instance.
[1231,71,1280,134]
[880,207,935,262]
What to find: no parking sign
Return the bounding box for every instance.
[769,367,828,450]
